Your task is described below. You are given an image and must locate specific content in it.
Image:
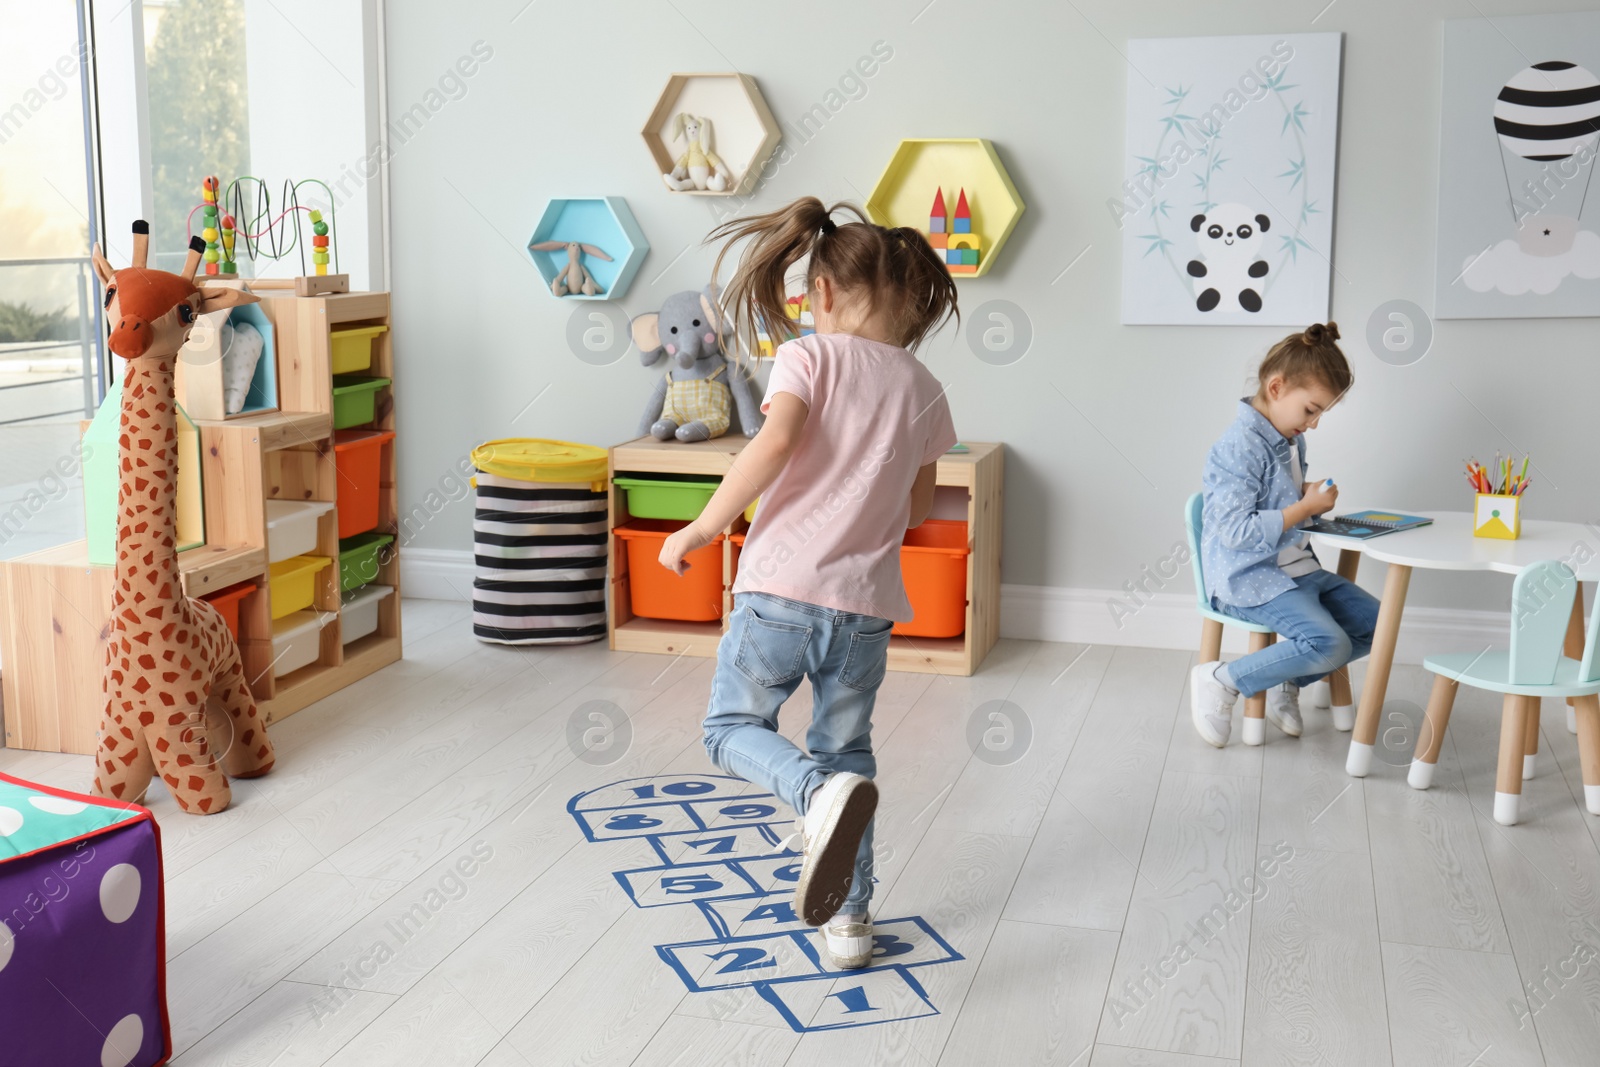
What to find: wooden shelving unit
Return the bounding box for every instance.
[606,436,1002,676]
[0,291,401,755]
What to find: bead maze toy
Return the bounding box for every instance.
[188,176,348,296]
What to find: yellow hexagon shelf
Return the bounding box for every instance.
[642,73,781,197]
[865,139,1024,279]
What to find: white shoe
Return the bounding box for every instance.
[1305,679,1332,709]
[1266,683,1303,737]
[789,772,878,927]
[1190,661,1237,748]
[822,911,874,969]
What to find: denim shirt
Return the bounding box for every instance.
[1202,399,1315,609]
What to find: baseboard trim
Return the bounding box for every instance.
[999,583,1507,666]
[400,548,477,602]
[399,550,1506,667]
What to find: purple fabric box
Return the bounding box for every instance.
[0,771,169,1066]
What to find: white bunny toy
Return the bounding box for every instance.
[662,113,733,192]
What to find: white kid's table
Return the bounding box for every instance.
[1308,511,1598,778]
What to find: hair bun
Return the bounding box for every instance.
[1302,321,1340,345]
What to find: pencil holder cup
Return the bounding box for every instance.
[1474,493,1521,540]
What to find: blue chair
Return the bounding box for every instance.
[1410,559,1600,825]
[1185,493,1276,745]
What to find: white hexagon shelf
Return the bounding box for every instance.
[526,197,649,301]
[865,139,1025,279]
[642,73,781,197]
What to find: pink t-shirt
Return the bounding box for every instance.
[732,332,958,621]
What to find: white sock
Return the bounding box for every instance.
[832,911,868,925]
[1212,662,1239,694]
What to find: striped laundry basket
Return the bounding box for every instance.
[470,438,609,644]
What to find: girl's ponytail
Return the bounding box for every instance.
[709,197,959,359]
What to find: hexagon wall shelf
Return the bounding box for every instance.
[526,197,649,301]
[642,73,781,197]
[865,139,1025,279]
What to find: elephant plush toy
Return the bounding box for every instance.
[632,286,763,442]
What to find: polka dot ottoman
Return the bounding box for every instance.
[0,771,169,1066]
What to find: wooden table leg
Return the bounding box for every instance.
[1327,549,1362,726]
[1348,563,1411,777]
[1565,584,1586,734]
[1573,693,1600,816]
[1495,694,1530,825]
[1241,631,1274,746]
[1523,696,1541,780]
[1200,618,1223,664]
[1409,673,1457,789]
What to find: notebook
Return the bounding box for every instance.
[1306,510,1433,539]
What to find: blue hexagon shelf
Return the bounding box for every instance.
[527,197,649,301]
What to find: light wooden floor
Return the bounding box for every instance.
[6,597,1600,1066]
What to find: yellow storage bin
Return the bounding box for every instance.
[269,554,333,619]
[329,325,388,374]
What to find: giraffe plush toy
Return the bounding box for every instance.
[89,221,276,814]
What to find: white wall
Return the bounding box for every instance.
[243,0,379,289]
[382,0,1600,640]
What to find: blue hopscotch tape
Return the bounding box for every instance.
[654,916,963,992]
[754,964,940,1032]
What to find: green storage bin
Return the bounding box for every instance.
[339,531,394,592]
[613,474,721,520]
[331,375,390,430]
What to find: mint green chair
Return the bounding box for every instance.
[1186,492,1276,745]
[1410,559,1600,825]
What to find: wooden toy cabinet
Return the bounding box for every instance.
[607,437,1002,676]
[0,291,401,755]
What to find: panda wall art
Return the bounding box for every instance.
[1435,12,1600,319]
[1117,33,1343,326]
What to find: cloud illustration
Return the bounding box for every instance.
[1460,228,1600,295]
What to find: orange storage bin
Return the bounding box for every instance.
[614,519,725,622]
[202,581,255,641]
[894,518,970,638]
[729,532,745,583]
[333,428,394,539]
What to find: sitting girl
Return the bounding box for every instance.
[1192,322,1380,746]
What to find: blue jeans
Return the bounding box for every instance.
[1219,569,1380,698]
[702,592,893,912]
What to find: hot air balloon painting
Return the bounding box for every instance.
[1437,15,1600,318]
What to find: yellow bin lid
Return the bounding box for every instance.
[471,438,608,486]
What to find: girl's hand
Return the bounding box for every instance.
[1302,479,1339,516]
[660,524,712,576]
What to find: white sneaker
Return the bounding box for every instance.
[1305,678,1332,709]
[1266,683,1303,737]
[790,772,878,927]
[822,911,874,969]
[1190,661,1237,748]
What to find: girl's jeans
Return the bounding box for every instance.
[1220,569,1381,698]
[702,592,893,913]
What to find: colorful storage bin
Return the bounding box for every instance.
[339,532,394,593]
[470,438,609,645]
[331,375,389,430]
[341,583,394,644]
[268,554,333,620]
[894,518,970,638]
[328,324,387,374]
[201,580,255,641]
[271,609,332,676]
[333,429,394,539]
[613,519,725,622]
[613,474,721,521]
[264,499,334,563]
[0,772,170,1067]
